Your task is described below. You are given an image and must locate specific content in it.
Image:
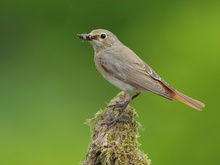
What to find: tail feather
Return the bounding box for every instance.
[158,81,205,110]
[171,91,205,111]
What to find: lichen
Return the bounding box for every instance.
[82,92,151,165]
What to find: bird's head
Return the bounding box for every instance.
[77,29,120,51]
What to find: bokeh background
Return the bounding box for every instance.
[1,0,220,165]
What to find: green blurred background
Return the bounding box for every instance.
[0,0,219,164]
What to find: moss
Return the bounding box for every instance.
[82,92,151,165]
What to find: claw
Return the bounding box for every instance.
[102,100,131,126]
[107,101,125,108]
[101,116,130,126]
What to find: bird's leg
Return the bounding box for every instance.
[113,92,141,120]
[108,92,141,108]
[104,92,141,126]
[131,92,141,100]
[103,99,131,126]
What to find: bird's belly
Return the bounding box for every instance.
[107,77,135,92]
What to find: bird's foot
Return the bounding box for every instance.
[102,100,130,126]
[107,101,125,108]
[101,115,130,126]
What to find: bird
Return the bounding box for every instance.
[77,29,205,122]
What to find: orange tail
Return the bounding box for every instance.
[158,81,205,110]
[171,91,205,111]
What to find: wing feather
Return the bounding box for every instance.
[99,49,174,100]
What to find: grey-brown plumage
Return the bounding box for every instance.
[77,29,205,112]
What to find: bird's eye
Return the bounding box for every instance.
[100,33,107,39]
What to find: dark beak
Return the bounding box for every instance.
[77,34,92,41]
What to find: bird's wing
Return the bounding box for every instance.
[136,60,176,92]
[100,50,173,100]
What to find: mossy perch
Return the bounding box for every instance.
[82,92,151,165]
